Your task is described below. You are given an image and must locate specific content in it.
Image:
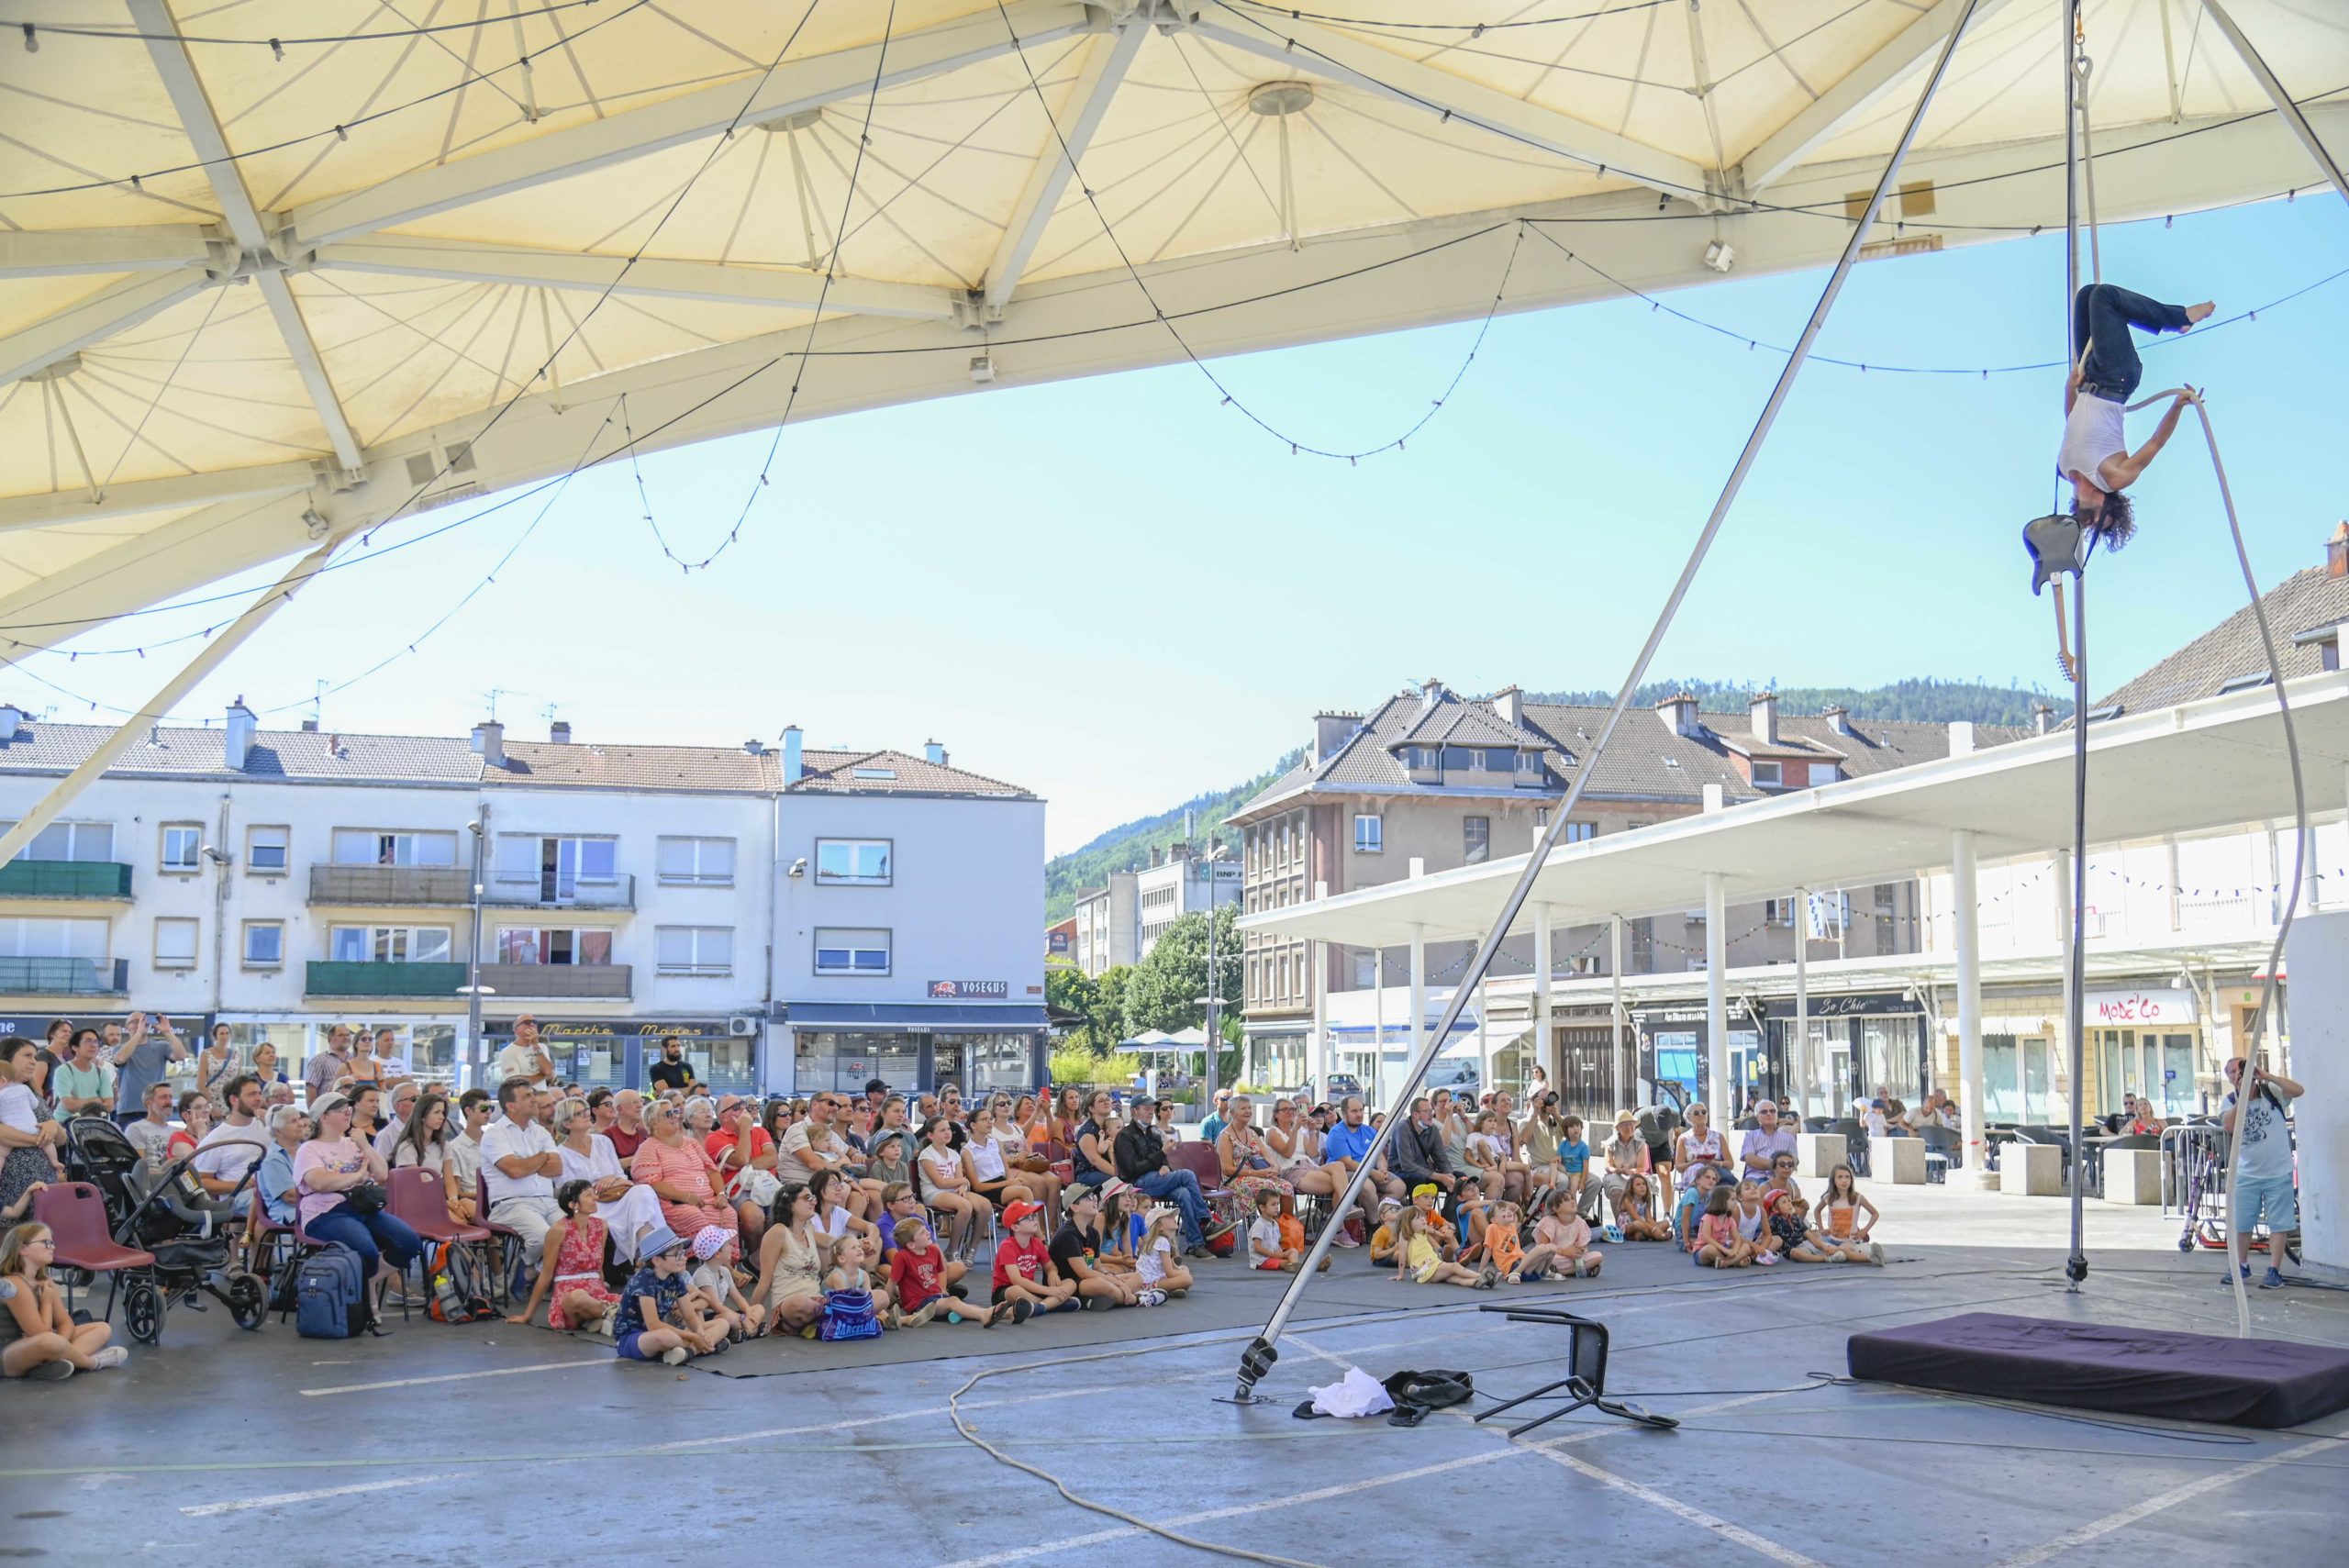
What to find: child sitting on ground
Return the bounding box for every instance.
[1394,1205,1491,1289]
[687,1227,755,1339]
[1765,1191,1866,1264]
[1132,1204,1193,1296]
[818,1235,884,1340]
[1,1222,127,1379]
[991,1200,1077,1314]
[1483,1201,1527,1283]
[1368,1197,1404,1266]
[1693,1187,1753,1270]
[1248,1188,1326,1273]
[507,1179,619,1337]
[1523,1188,1602,1279]
[614,1226,727,1365]
[1407,1183,1457,1259]
[1675,1163,1721,1251]
[1732,1178,1779,1265]
[1453,1174,1492,1262]
[887,1216,1019,1327]
[1614,1172,1672,1241]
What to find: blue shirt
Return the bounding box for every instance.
[1200,1114,1227,1148]
[1558,1139,1591,1174]
[1325,1121,1376,1164]
[1672,1185,1709,1238]
[258,1145,300,1226]
[616,1265,687,1339]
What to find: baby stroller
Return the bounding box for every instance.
[60,1116,267,1342]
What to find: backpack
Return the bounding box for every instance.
[425,1240,495,1324]
[295,1241,369,1340]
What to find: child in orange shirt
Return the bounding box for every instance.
[1484,1201,1527,1283]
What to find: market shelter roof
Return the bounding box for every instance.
[3,1,2344,645]
[1239,673,2349,951]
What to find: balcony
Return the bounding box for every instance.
[477,962,632,1000]
[305,960,466,999]
[0,860,134,900]
[307,864,635,912]
[0,957,128,995]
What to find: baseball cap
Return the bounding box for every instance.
[1004,1200,1044,1229]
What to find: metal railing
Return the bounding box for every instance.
[310,863,636,911]
[305,960,467,998]
[0,956,128,994]
[2160,1121,2229,1217]
[0,860,134,898]
[476,962,631,999]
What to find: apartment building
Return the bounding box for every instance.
[0,711,1043,1096]
[1230,678,2008,1091]
[1136,841,1240,957]
[1071,872,1136,977]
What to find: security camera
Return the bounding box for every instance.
[788,858,808,880]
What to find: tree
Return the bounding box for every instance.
[1045,965,1099,1044]
[1092,963,1141,1054]
[1127,906,1243,1034]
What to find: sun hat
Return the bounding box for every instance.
[637,1224,687,1258]
[691,1227,730,1261]
[1377,1196,1402,1211]
[1004,1200,1045,1229]
[1141,1204,1176,1227]
[1100,1178,1135,1203]
[1410,1183,1441,1199]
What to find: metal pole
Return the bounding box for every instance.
[1205,855,1219,1110]
[1705,872,1729,1125]
[1795,887,1811,1123]
[2064,0,2081,339]
[2202,0,2349,207]
[466,805,489,1089]
[2066,569,2090,1284]
[1608,913,1624,1110]
[1224,0,1986,1402]
[1532,903,1553,1097]
[1953,831,1985,1174]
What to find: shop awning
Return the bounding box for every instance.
[785,1002,1050,1032]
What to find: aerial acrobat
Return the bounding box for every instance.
[2025,282,2215,678]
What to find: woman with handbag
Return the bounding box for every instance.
[193,1023,239,1111]
[554,1100,666,1259]
[1216,1096,1294,1217]
[294,1093,417,1330]
[986,1104,1063,1219]
[708,1101,780,1246]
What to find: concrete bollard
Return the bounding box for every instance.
[2000,1141,2064,1196]
[2108,1147,2165,1206]
[1798,1132,1848,1177]
[1883,1136,1928,1185]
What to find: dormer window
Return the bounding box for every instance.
[1513,749,1543,786]
[1753,760,1783,787]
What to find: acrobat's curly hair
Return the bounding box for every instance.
[2074,488,2137,552]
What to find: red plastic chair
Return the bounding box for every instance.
[33,1182,155,1334]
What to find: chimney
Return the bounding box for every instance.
[225,696,257,771]
[0,704,23,743]
[1312,711,1363,765]
[1749,690,1777,745]
[2032,702,2054,736]
[550,719,572,744]
[1491,684,1523,728]
[923,739,946,765]
[300,718,318,733]
[1820,705,1852,737]
[742,738,765,756]
[470,719,505,768]
[1949,720,1976,755]
[2330,521,2348,579]
[1419,677,1445,711]
[780,725,804,784]
[1655,691,1699,738]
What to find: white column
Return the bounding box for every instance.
[1705,871,1729,1125]
[1953,829,1985,1179]
[2284,909,2348,1282]
[1369,947,1385,1094]
[1408,923,1428,1111]
[1609,914,1626,1106]
[2054,848,2076,1120]
[1794,886,1811,1121]
[1533,904,1555,1094]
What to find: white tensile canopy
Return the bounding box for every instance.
[1,0,2343,647]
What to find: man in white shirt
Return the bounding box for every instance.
[193,1074,270,1217]
[372,1080,422,1161]
[447,1087,494,1196]
[493,1015,554,1089]
[777,1091,851,1184]
[480,1077,564,1272]
[370,1026,412,1084]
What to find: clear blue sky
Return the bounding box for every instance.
[21,195,2347,856]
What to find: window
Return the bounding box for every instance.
[851,767,897,781]
[1752,760,1783,787]
[1353,815,1383,853]
[657,926,733,977]
[656,836,736,886]
[814,927,891,976]
[1353,950,1376,988]
[0,820,115,862]
[815,839,891,885]
[1514,750,1544,784]
[1464,816,1489,865]
[153,917,198,969]
[160,824,202,873]
[0,917,106,959]
[246,825,289,875]
[332,828,458,867]
[1764,897,1797,927]
[329,925,452,963]
[242,920,284,966]
[495,928,612,966]
[494,835,618,900]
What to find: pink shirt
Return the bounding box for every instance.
[292,1137,370,1229]
[632,1134,718,1201]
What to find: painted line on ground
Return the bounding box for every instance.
[1987,1433,2342,1568]
[928,1388,1808,1568]
[182,1473,462,1517]
[300,1357,607,1396]
[1531,1446,1826,1566]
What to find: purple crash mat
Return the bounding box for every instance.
[1847,1312,2349,1429]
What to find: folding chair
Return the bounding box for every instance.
[34,1182,156,1336]
[389,1167,492,1318]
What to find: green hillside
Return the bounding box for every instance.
[1044,751,1303,923]
[1520,676,2070,727]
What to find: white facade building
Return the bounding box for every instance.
[0,708,1043,1096]
[1136,844,1241,959]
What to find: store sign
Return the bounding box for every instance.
[1047,931,1070,955]
[1762,992,1916,1020]
[1211,863,1242,882]
[2085,988,2197,1026]
[929,980,1007,998]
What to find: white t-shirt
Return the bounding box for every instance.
[2057,391,2126,489]
[1465,1132,1503,1167]
[0,1081,38,1135]
[1248,1215,1285,1261]
[2221,1087,2294,1182]
[1135,1233,1174,1285]
[479,1115,557,1204]
[688,1260,737,1300]
[448,1129,484,1193]
[192,1118,269,1189]
[558,1133,625,1186]
[777,1122,845,1183]
[494,1042,550,1084]
[966,1138,1007,1182]
[917,1145,962,1191]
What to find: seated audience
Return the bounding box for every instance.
[507,1180,621,1335]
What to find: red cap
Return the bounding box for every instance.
[1004,1200,1044,1229]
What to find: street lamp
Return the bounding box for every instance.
[1201,840,1229,1109]
[463,809,489,1087]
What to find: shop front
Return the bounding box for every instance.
[2084,985,2201,1121]
[483,1017,758,1095]
[1631,1003,1766,1110]
[785,1001,1049,1096]
[1763,991,1930,1120]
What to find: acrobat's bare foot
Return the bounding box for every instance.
[2183,302,2215,328]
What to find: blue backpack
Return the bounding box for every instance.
[295,1241,370,1340]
